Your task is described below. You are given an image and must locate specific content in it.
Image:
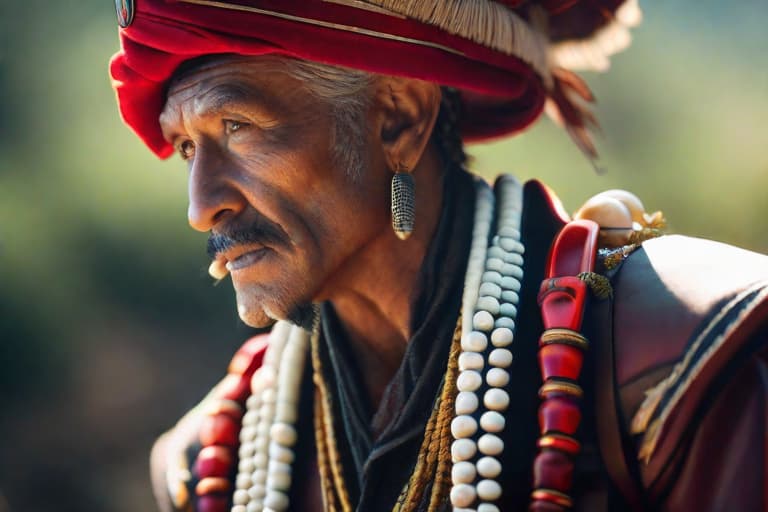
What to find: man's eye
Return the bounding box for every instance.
[178,140,195,160]
[224,119,249,134]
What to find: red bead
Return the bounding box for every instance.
[199,413,239,447]
[217,373,251,402]
[228,334,269,376]
[539,397,581,435]
[196,493,229,512]
[203,399,244,422]
[538,343,584,381]
[194,445,234,479]
[196,477,232,496]
[534,451,574,491]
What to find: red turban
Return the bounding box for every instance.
[109,0,641,159]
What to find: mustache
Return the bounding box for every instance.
[206,218,288,259]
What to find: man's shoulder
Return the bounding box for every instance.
[606,234,768,463]
[611,234,768,390]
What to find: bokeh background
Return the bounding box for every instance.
[0,1,766,511]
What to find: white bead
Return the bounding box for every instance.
[257,422,271,437]
[494,319,516,333]
[457,370,483,392]
[478,505,500,512]
[486,258,504,272]
[479,411,506,433]
[504,253,524,267]
[247,501,263,512]
[477,479,503,501]
[275,402,298,423]
[239,458,255,473]
[248,483,266,499]
[479,282,502,298]
[490,328,513,347]
[270,423,297,447]
[483,388,510,411]
[233,489,250,505]
[499,303,518,318]
[451,438,477,462]
[501,264,523,279]
[264,490,289,511]
[459,352,484,371]
[267,471,291,491]
[476,296,500,315]
[455,391,479,415]
[498,226,521,238]
[462,331,488,352]
[268,460,292,476]
[500,290,519,304]
[486,368,510,388]
[451,461,477,484]
[232,506,247,512]
[476,456,503,478]
[499,237,524,253]
[254,436,269,453]
[239,442,256,458]
[478,434,504,456]
[246,394,261,410]
[499,277,521,291]
[262,388,277,404]
[482,271,502,285]
[237,473,253,489]
[259,403,275,420]
[451,415,478,438]
[252,452,268,469]
[251,469,267,485]
[472,311,495,332]
[242,410,259,426]
[487,246,506,259]
[488,348,513,368]
[269,442,295,464]
[450,483,477,508]
[240,426,257,442]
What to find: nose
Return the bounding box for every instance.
[187,148,246,232]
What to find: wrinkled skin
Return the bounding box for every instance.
[160,56,444,404]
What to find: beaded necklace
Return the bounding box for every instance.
[193,175,528,512]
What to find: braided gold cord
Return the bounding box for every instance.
[313,317,462,512]
[426,319,461,510]
[312,329,354,512]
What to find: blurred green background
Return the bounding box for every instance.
[0,1,766,511]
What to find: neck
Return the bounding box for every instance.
[320,146,447,407]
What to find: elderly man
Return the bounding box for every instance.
[110,1,768,511]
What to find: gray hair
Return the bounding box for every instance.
[278,58,468,177]
[277,59,374,180]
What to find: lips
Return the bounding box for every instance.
[224,247,269,272]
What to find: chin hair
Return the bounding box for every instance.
[285,302,320,330]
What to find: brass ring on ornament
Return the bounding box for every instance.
[531,488,574,508]
[539,379,583,399]
[540,328,589,351]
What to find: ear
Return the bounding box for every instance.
[373,76,441,173]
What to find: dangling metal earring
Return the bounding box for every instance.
[391,167,415,240]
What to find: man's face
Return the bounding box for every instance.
[159,57,391,327]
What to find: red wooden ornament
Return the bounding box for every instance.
[538,343,584,381]
[539,397,581,435]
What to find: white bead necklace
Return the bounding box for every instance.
[231,176,523,512]
[450,175,524,512]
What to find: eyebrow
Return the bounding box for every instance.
[194,84,265,116]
